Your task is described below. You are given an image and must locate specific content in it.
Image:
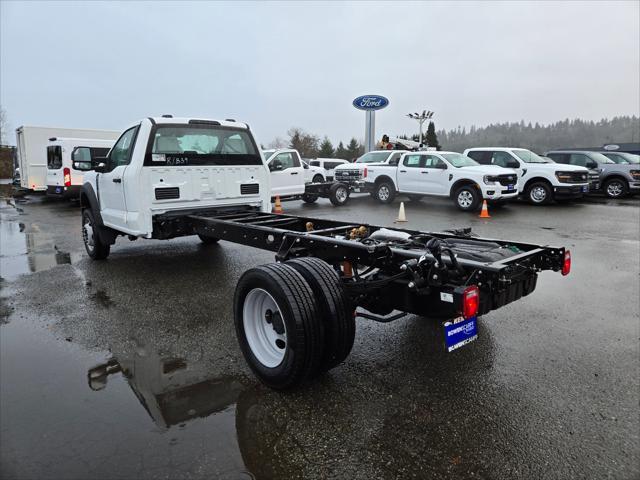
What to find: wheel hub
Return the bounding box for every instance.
[243,288,287,368]
[607,182,623,197]
[457,190,473,208]
[531,186,547,202]
[83,220,95,248]
[336,187,348,202]
[379,186,390,201]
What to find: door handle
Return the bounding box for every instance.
[112,178,122,183]
[421,171,429,174]
[400,170,407,173]
[290,172,299,175]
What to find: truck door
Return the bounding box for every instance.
[397,154,425,192]
[269,151,304,196]
[98,126,138,229]
[421,154,449,195]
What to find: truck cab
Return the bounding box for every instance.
[464,147,590,204]
[46,137,114,199]
[80,116,271,258]
[261,148,325,197]
[365,151,518,211]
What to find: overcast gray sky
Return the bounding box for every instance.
[1,1,638,145]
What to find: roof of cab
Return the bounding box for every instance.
[148,116,250,129]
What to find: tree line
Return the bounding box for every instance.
[267,116,638,160]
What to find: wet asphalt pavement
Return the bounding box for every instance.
[1,189,638,479]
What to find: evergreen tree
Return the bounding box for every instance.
[318,137,335,158]
[425,122,441,150]
[346,138,360,161]
[335,141,348,159]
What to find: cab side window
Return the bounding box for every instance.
[388,153,402,166]
[110,127,139,169]
[547,153,569,164]
[569,153,597,169]
[273,152,296,170]
[467,151,492,165]
[492,151,517,168]
[403,155,424,168]
[423,155,446,168]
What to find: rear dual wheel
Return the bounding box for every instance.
[234,259,354,389]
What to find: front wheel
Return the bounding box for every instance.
[312,174,324,184]
[526,181,552,205]
[302,193,319,203]
[374,181,396,204]
[603,178,628,198]
[234,263,325,390]
[82,209,110,260]
[329,183,350,206]
[454,185,481,211]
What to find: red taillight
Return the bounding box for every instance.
[561,250,571,276]
[462,285,479,319]
[363,167,368,178]
[63,167,71,187]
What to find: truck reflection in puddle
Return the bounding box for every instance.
[88,348,245,430]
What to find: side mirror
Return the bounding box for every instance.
[435,162,447,169]
[587,162,598,169]
[269,161,283,172]
[507,161,520,169]
[93,156,108,173]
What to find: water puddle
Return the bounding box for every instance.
[0,318,266,479]
[0,199,81,281]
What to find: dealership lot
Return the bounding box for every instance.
[1,193,638,479]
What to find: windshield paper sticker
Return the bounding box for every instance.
[152,154,166,162]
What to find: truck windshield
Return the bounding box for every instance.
[355,151,391,163]
[441,153,479,167]
[147,125,261,166]
[589,152,615,164]
[512,150,548,163]
[607,152,640,164]
[47,146,62,169]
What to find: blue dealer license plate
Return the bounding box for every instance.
[582,186,588,193]
[444,316,478,352]
[55,186,62,194]
[507,184,515,191]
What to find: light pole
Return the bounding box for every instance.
[407,110,434,147]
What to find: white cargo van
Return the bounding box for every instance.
[15,126,119,191]
[46,138,115,198]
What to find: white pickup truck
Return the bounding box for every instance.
[463,147,590,204]
[261,148,325,197]
[363,151,519,211]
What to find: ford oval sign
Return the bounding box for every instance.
[352,95,389,111]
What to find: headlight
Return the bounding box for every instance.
[483,175,498,185]
[555,171,575,183]
[630,170,640,180]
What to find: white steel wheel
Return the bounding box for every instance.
[83,215,95,254]
[243,288,287,368]
[530,185,547,203]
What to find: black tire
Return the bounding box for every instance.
[407,194,423,202]
[603,177,628,198]
[286,258,355,374]
[302,193,319,203]
[234,263,325,390]
[198,234,219,244]
[329,183,350,206]
[312,174,324,183]
[525,181,552,205]
[454,185,481,211]
[82,209,110,260]
[374,181,396,204]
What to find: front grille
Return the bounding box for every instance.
[240,183,259,195]
[155,187,180,200]
[497,174,517,186]
[557,171,588,183]
[335,169,362,181]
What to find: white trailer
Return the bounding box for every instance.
[15,126,120,191]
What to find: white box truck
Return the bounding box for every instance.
[15,126,120,191]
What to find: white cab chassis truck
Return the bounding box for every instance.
[364,151,519,211]
[80,116,571,390]
[463,147,590,205]
[15,125,119,191]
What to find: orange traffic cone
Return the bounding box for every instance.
[479,200,491,218]
[274,195,283,214]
